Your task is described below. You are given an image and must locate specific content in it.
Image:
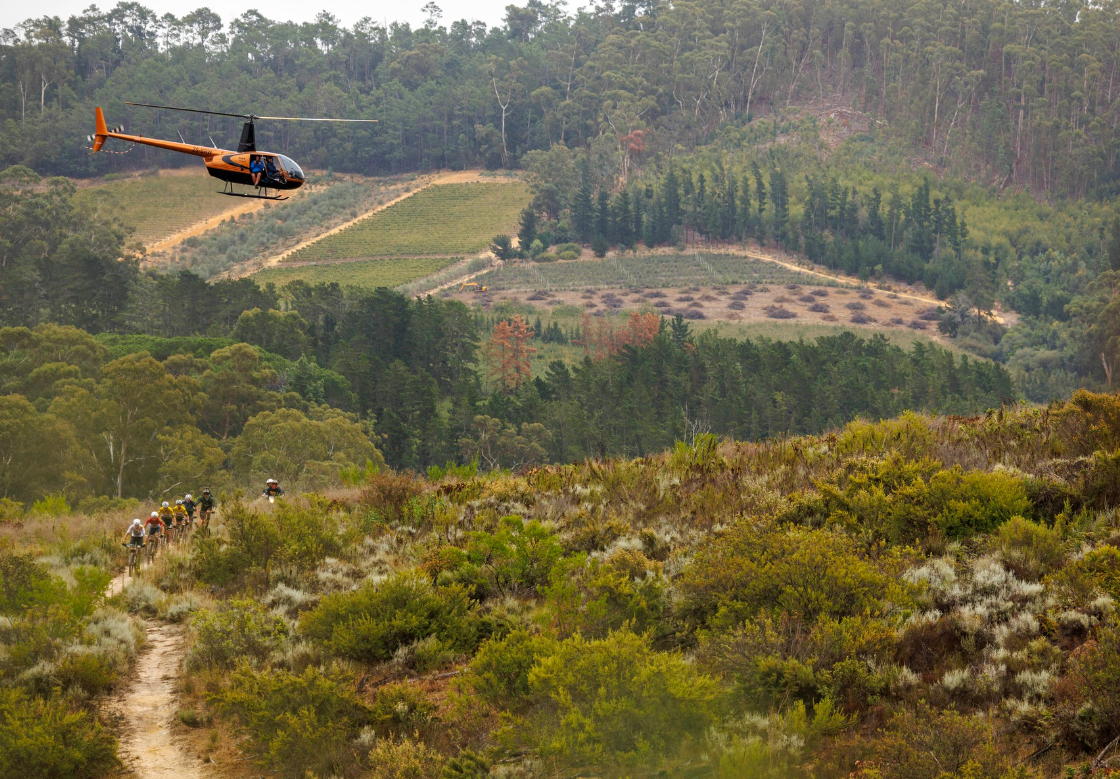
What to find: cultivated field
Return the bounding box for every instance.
[470,252,834,291]
[255,257,459,288]
[281,181,529,263]
[72,169,246,245]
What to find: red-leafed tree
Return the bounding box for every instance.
[486,315,536,390]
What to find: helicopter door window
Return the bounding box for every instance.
[262,156,282,180]
[278,155,304,180]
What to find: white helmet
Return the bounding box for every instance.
[267,478,277,484]
[175,499,183,505]
[185,493,192,500]
[162,501,169,508]
[132,519,142,526]
[150,512,158,517]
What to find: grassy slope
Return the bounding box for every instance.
[72,170,243,245]
[255,256,459,289]
[472,252,833,290]
[282,182,530,262]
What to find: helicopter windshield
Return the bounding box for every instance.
[277,154,304,179]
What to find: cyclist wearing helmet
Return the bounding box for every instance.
[262,479,284,499]
[124,518,145,547]
[183,493,196,526]
[158,501,174,524]
[144,511,165,537]
[172,499,188,528]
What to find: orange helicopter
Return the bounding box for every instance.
[87,102,376,200]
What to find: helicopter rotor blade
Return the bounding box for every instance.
[125,102,252,120]
[254,116,378,123]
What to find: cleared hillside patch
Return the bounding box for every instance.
[472,252,837,291]
[282,182,529,262]
[255,257,458,289]
[72,170,246,245]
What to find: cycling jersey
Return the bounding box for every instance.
[183,499,196,516]
[199,495,216,510]
[127,525,145,545]
[158,507,174,523]
[144,517,163,534]
[264,485,284,497]
[172,506,187,523]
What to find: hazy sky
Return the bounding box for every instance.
[1,0,513,33]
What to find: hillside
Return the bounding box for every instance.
[71,168,257,248]
[8,394,1120,779]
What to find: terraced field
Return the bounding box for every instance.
[282,182,529,262]
[472,252,835,291]
[73,169,244,245]
[255,257,459,289]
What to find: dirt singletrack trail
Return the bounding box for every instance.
[105,572,213,779]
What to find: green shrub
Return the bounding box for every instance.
[0,687,119,779]
[0,549,48,613]
[298,571,479,663]
[518,630,721,774]
[544,549,666,638]
[463,629,558,712]
[554,243,581,255]
[188,600,289,670]
[678,525,900,629]
[457,515,562,598]
[820,456,1030,542]
[30,494,70,517]
[214,664,369,779]
[367,737,444,779]
[370,682,437,735]
[0,498,24,523]
[536,251,558,262]
[75,496,141,516]
[996,516,1065,580]
[557,250,579,260]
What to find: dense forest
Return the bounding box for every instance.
[3,0,1120,197]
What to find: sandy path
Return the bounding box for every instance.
[107,621,211,779]
[239,169,496,279]
[104,568,212,779]
[145,199,267,256]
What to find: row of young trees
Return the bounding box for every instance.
[520,150,978,299]
[3,0,1120,195]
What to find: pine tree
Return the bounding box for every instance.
[867,187,885,241]
[596,188,611,244]
[737,175,752,239]
[517,207,538,256]
[770,168,789,247]
[663,167,682,228]
[573,156,594,243]
[631,188,644,244]
[615,189,634,248]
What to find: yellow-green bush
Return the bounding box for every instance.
[543,549,666,638]
[462,628,558,713]
[188,600,289,670]
[679,525,899,629]
[298,571,479,663]
[995,516,1065,581]
[0,687,119,779]
[516,630,721,775]
[214,664,369,778]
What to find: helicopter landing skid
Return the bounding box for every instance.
[218,182,288,201]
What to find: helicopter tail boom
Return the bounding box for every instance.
[92,107,109,151]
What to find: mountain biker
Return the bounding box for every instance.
[144,512,165,545]
[198,488,215,515]
[124,518,145,548]
[262,479,284,499]
[172,499,188,528]
[157,500,174,524]
[183,493,196,526]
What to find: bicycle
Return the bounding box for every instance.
[199,509,212,538]
[126,542,143,577]
[146,533,160,565]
